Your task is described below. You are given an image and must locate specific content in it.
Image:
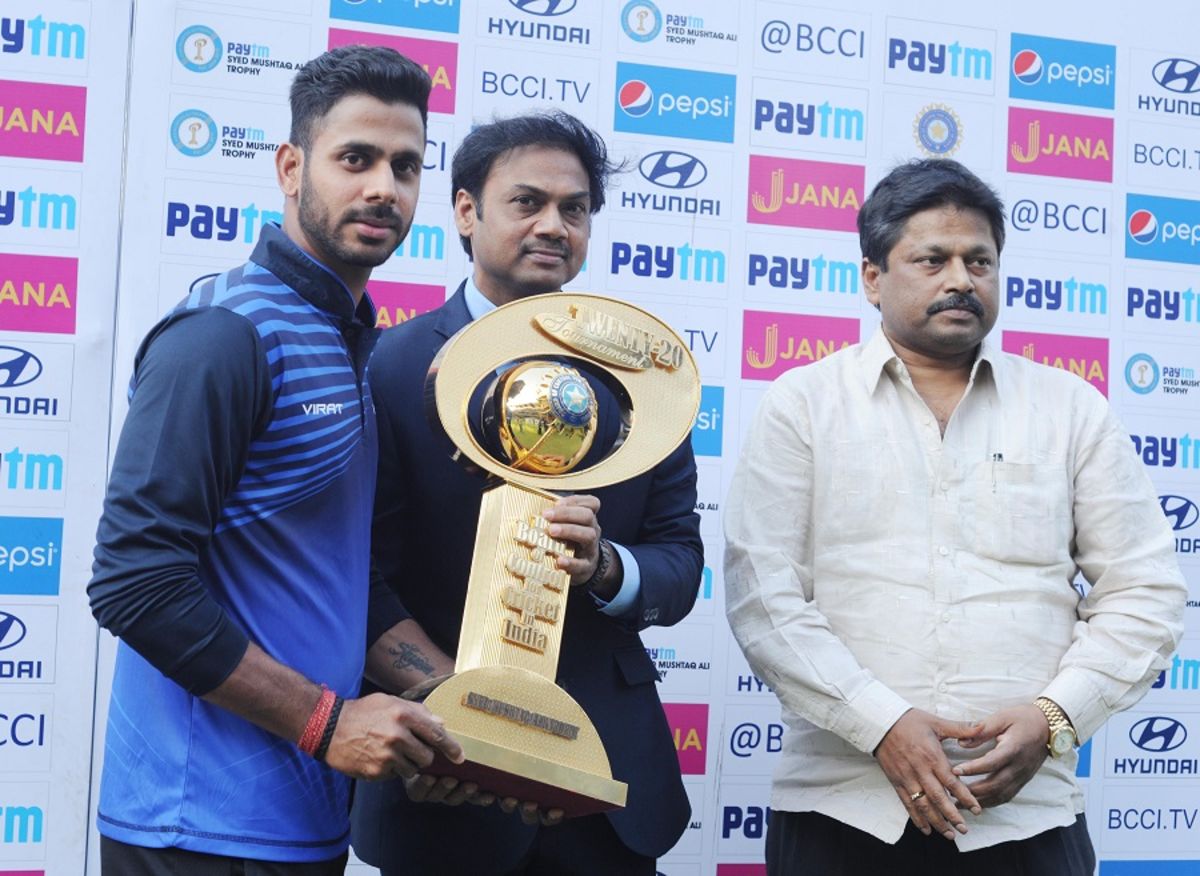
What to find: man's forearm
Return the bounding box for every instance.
[203,640,324,742]
[366,618,456,694]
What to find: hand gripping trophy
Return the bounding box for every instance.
[419,292,700,817]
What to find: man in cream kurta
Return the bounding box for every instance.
[725,158,1186,875]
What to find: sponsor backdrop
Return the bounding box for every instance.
[2,0,1198,873]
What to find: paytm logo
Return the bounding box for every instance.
[0,802,43,846]
[888,37,991,80]
[1131,434,1200,470]
[328,0,460,34]
[614,62,736,143]
[753,97,864,143]
[691,385,723,457]
[1127,285,1200,324]
[0,14,86,60]
[722,805,770,840]
[0,79,85,163]
[1153,653,1200,691]
[748,252,859,295]
[0,517,62,596]
[0,439,65,503]
[611,240,726,283]
[1009,33,1115,109]
[1006,274,1107,314]
[1126,194,1200,266]
[165,201,281,245]
[0,186,76,232]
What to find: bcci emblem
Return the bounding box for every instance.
[170,109,218,157]
[176,25,222,73]
[914,104,962,157]
[621,1,662,42]
[1125,353,1160,394]
[548,372,592,429]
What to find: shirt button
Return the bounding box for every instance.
[939,480,950,491]
[938,546,950,557]
[941,612,951,623]
[938,682,948,693]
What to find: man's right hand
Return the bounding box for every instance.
[323,692,464,781]
[873,708,982,840]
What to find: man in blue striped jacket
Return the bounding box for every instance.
[88,45,461,875]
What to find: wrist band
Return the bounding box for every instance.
[583,539,613,592]
[313,695,345,763]
[298,686,335,757]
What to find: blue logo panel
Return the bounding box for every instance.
[328,0,461,34]
[0,517,63,596]
[614,62,736,143]
[692,385,724,457]
[1009,33,1116,109]
[1100,863,1200,875]
[1126,193,1200,265]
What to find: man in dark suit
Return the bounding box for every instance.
[350,112,703,874]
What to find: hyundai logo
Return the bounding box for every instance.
[1129,716,1188,753]
[0,611,29,651]
[0,346,43,389]
[1153,58,1200,94]
[509,0,577,16]
[1160,495,1199,531]
[639,150,708,190]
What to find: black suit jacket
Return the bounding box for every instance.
[351,285,702,873]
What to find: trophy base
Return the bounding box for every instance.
[424,666,628,819]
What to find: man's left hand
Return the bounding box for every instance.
[543,495,603,587]
[952,704,1049,807]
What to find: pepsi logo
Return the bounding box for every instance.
[1152,58,1200,94]
[1012,49,1044,85]
[1128,209,1158,244]
[0,346,44,389]
[1160,495,1199,531]
[1129,716,1188,753]
[509,0,577,16]
[639,150,708,189]
[619,80,654,118]
[0,611,29,651]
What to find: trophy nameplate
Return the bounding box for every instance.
[421,293,701,817]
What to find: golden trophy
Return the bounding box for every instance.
[420,292,700,817]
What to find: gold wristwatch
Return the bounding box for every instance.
[1034,697,1077,758]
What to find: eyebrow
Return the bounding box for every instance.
[333,140,423,162]
[509,183,591,201]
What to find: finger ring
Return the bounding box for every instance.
[910,790,926,802]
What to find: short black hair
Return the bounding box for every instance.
[858,159,1005,270]
[451,111,620,256]
[289,44,431,150]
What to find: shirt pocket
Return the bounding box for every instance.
[967,461,1073,565]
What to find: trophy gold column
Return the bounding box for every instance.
[418,293,700,817]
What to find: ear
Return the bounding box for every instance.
[862,257,882,310]
[276,143,302,199]
[453,188,478,239]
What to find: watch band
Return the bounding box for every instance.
[1035,696,1077,756]
[583,538,613,592]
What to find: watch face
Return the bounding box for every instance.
[1051,729,1075,756]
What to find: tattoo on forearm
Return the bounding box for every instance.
[389,643,435,677]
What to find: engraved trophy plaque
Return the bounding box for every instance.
[420,292,700,817]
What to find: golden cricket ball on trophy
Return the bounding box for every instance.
[489,362,599,475]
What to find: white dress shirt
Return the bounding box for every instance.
[724,327,1186,850]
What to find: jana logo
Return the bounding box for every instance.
[0,347,43,388]
[1160,495,1199,531]
[1153,58,1200,94]
[914,105,961,156]
[619,80,655,118]
[1129,716,1188,752]
[1129,209,1158,244]
[509,0,576,16]
[176,25,222,73]
[1013,48,1043,84]
[0,609,28,650]
[1125,352,1160,394]
[170,109,217,158]
[639,151,707,189]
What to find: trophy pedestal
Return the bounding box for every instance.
[424,667,627,818]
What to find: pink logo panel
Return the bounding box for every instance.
[663,702,708,775]
[0,254,78,334]
[327,29,457,114]
[747,155,864,232]
[0,79,86,162]
[369,280,446,329]
[1002,329,1109,396]
[742,310,859,381]
[1006,106,1113,182]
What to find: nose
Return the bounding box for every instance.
[363,163,398,205]
[532,205,567,239]
[942,256,974,294]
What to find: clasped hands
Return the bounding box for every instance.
[873,704,1052,841]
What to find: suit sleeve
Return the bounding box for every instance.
[88,308,271,695]
[609,439,704,632]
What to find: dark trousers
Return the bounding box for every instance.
[100,836,348,876]
[767,810,1096,876]
[377,813,655,876]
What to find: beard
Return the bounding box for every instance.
[297,166,408,270]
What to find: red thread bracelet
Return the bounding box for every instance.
[298,686,336,757]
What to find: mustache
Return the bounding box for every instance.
[928,294,983,317]
[522,242,570,258]
[344,205,401,227]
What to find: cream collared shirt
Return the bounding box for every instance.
[724,327,1186,851]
